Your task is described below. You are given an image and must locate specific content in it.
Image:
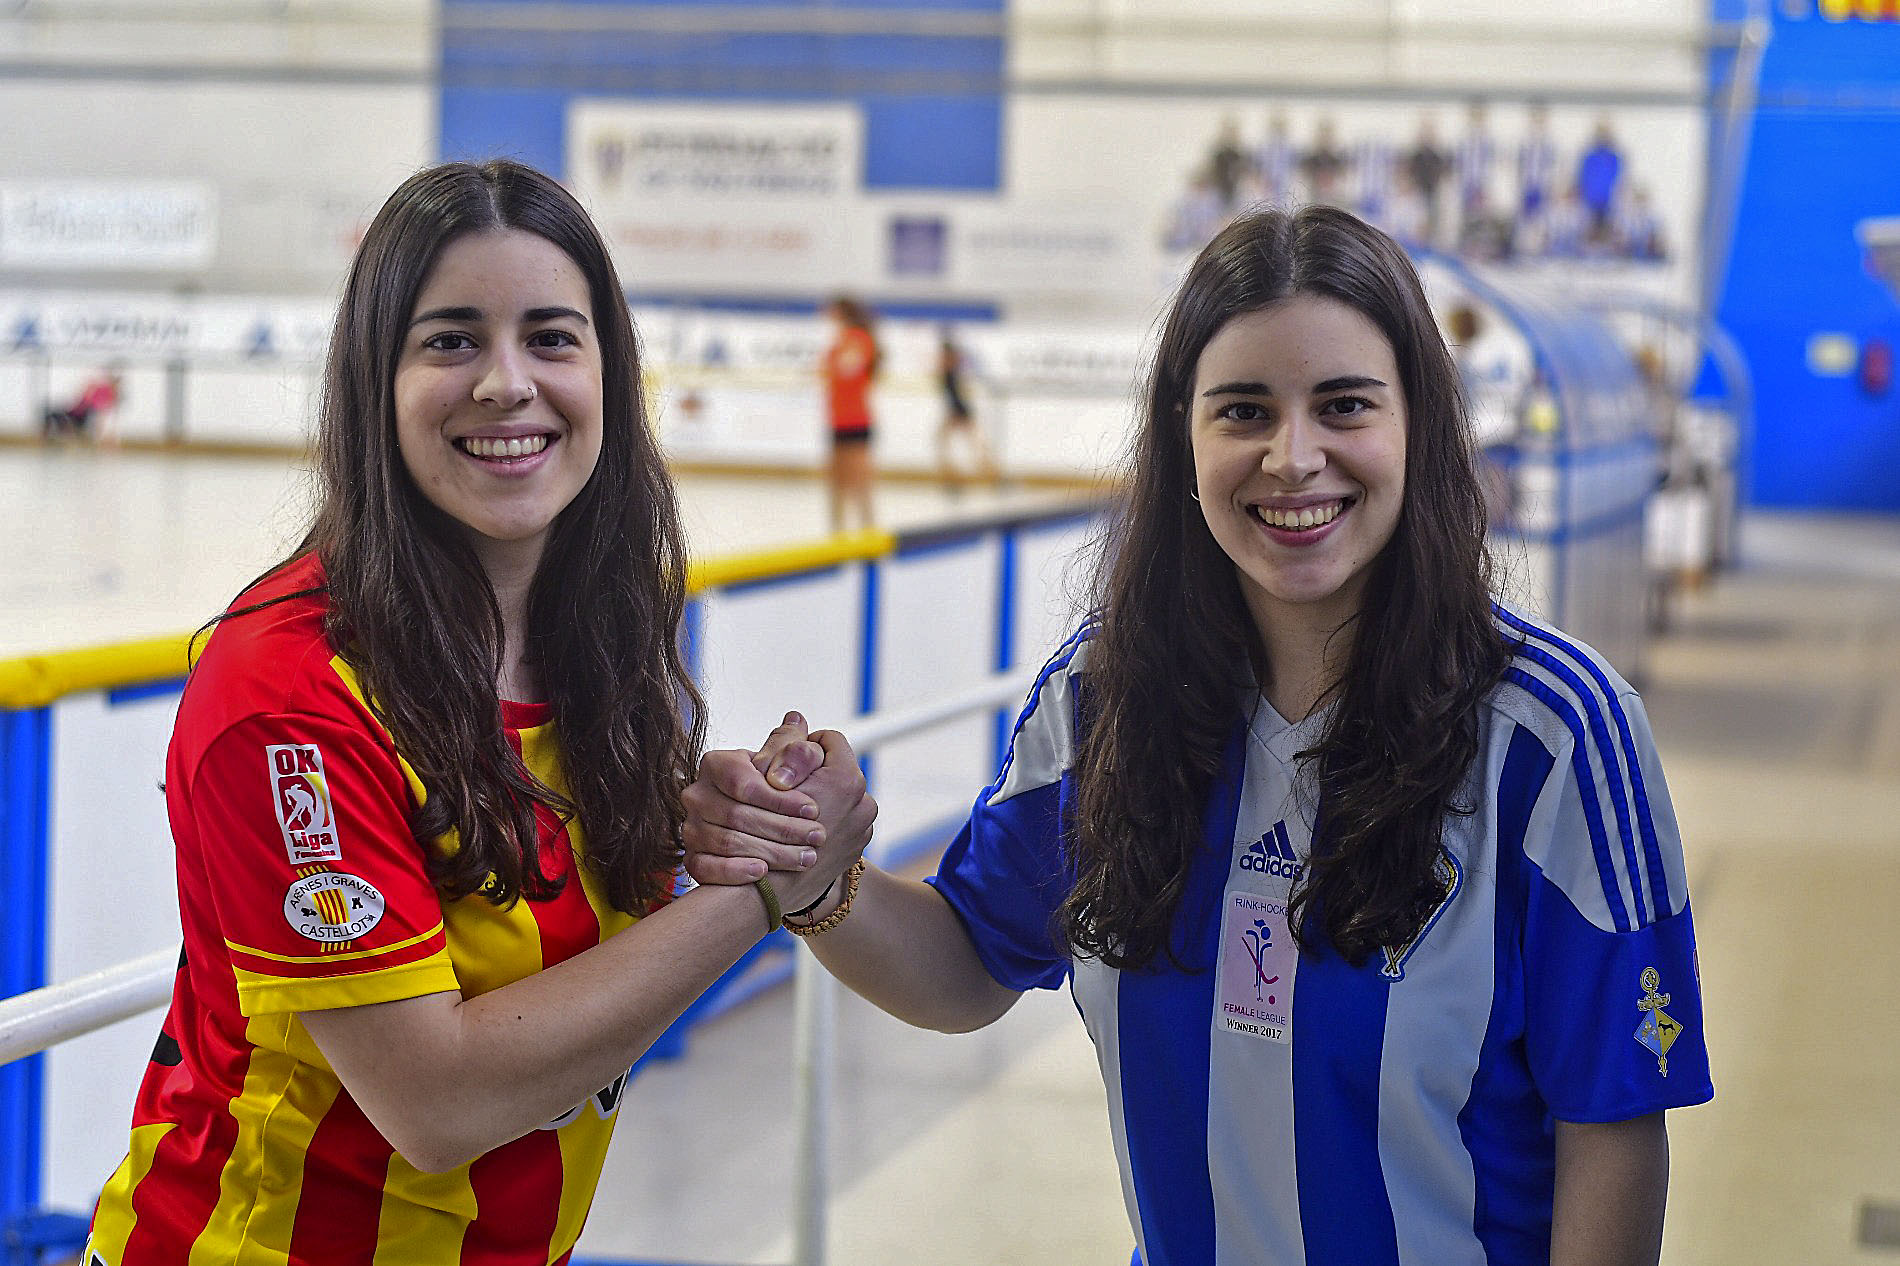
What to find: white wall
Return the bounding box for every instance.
[1000,93,1707,321]
[1010,0,1710,95]
[0,1,434,294]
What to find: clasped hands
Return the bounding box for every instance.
[681,712,875,923]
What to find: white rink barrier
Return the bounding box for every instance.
[0,502,1107,1249]
[0,298,1142,481]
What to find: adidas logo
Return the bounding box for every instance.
[1239,820,1303,881]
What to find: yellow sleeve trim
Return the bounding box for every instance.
[234,955,460,1016]
[225,922,446,966]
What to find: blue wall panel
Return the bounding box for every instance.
[858,96,1002,189]
[1712,5,1900,510]
[439,0,1005,191]
[440,86,577,174]
[1722,110,1900,510]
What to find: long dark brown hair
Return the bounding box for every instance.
[1063,204,1507,969]
[216,159,701,915]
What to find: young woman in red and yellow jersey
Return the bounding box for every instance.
[85,160,874,1266]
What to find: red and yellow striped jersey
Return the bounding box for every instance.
[89,555,650,1265]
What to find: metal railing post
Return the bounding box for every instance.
[788,945,834,1266]
[0,669,1039,1258]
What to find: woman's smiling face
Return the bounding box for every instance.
[393,228,604,574]
[1189,292,1409,639]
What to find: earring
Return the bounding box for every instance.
[1189,487,1201,503]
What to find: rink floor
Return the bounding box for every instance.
[0,445,1092,659]
[5,446,1899,1264]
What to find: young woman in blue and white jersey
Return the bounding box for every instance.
[683,205,1712,1266]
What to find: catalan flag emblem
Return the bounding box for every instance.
[282,869,386,948]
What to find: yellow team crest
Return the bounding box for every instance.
[1634,965,1684,1076]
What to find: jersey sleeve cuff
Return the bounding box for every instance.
[925,872,1068,993]
[1547,1080,1715,1124]
[233,954,460,1016]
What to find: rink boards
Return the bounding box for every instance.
[0,505,1102,1222]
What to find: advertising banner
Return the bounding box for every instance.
[2,291,334,361]
[567,101,866,291]
[0,183,217,270]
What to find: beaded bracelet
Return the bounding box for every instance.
[752,875,783,937]
[785,859,866,937]
[784,875,840,922]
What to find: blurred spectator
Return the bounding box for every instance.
[42,364,125,443]
[1541,185,1591,258]
[1617,186,1667,261]
[1381,169,1433,250]
[1207,115,1250,212]
[1516,101,1560,223]
[1577,119,1625,244]
[1351,133,1398,223]
[1302,117,1349,208]
[1445,302,1527,529]
[1406,116,1451,247]
[1254,110,1300,207]
[1453,100,1498,245]
[1164,169,1230,251]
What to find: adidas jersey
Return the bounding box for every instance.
[89,554,647,1266]
[927,609,1713,1266]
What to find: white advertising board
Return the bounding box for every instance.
[568,100,867,291]
[3,291,334,360]
[0,183,217,270]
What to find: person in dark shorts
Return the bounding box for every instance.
[936,325,999,493]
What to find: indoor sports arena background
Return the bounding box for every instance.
[2,2,1898,1263]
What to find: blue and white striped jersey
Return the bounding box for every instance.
[927,608,1712,1266]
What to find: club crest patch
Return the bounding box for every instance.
[283,871,385,944]
[1380,847,1464,982]
[267,743,343,864]
[1634,965,1684,1076]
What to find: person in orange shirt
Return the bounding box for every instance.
[85,159,874,1266]
[821,294,881,532]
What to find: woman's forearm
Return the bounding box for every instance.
[303,880,779,1172]
[1550,1113,1669,1266]
[802,864,1020,1034]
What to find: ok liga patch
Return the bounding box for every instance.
[267,743,344,865]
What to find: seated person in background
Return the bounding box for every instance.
[42,364,124,441]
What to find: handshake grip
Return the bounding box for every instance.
[681,715,877,927]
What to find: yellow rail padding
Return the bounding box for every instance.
[0,535,907,708]
[0,636,195,710]
[686,529,896,593]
